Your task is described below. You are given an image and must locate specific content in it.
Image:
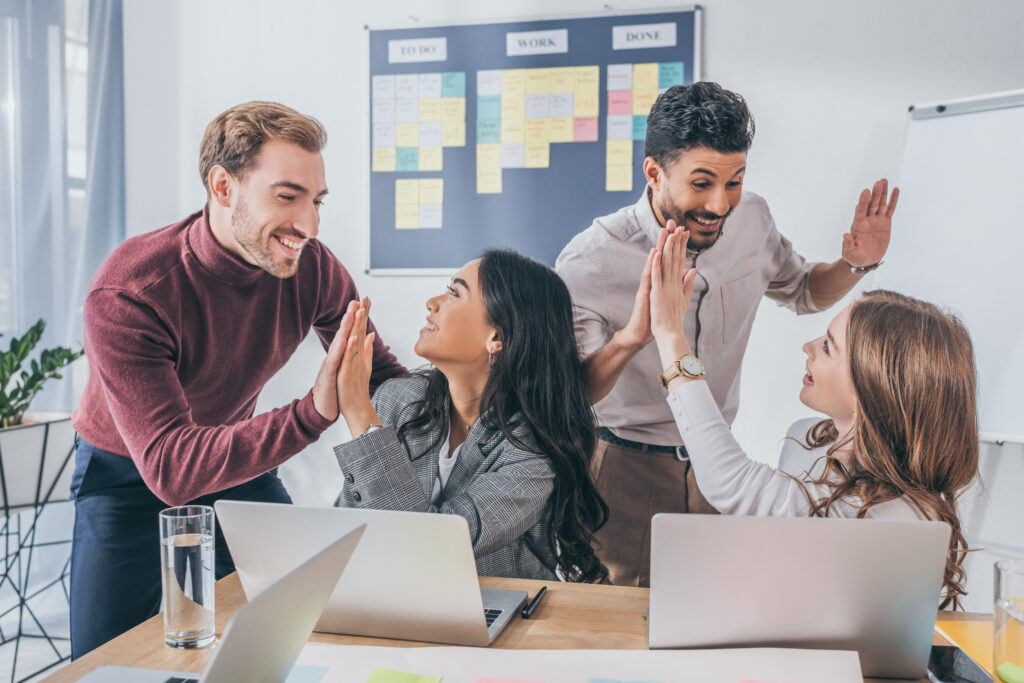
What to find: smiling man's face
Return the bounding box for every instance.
[645,146,747,250]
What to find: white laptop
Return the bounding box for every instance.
[648,514,951,679]
[77,523,365,683]
[215,500,529,646]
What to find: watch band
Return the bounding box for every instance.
[659,354,704,388]
[843,258,883,274]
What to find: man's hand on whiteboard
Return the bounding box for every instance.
[842,178,899,268]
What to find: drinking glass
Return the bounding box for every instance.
[159,505,216,649]
[995,559,1024,683]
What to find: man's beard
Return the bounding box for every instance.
[659,196,733,251]
[231,194,298,278]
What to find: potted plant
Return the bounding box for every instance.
[0,319,83,511]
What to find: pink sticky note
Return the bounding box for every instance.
[472,678,543,683]
[608,90,633,115]
[573,117,599,142]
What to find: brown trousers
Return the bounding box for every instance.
[591,437,719,587]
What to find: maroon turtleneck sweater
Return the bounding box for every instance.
[72,209,405,505]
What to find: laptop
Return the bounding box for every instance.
[77,523,365,682]
[215,500,529,646]
[648,514,951,679]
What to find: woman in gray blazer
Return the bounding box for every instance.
[331,250,608,582]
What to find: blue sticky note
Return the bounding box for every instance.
[396,147,419,172]
[477,119,501,144]
[477,95,501,122]
[442,72,466,98]
[285,665,330,683]
[632,115,647,141]
[658,61,684,89]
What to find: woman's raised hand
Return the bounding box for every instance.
[336,298,383,437]
[649,228,697,361]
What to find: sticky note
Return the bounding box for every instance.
[608,90,633,116]
[372,99,395,124]
[419,204,443,229]
[373,123,396,148]
[633,63,659,91]
[396,147,419,172]
[442,97,466,124]
[633,91,658,117]
[366,667,441,683]
[395,179,420,205]
[477,119,502,144]
[606,139,633,167]
[549,67,574,93]
[607,115,633,141]
[477,69,502,97]
[574,92,599,118]
[395,98,418,123]
[419,178,443,204]
[476,144,502,194]
[477,95,502,122]
[418,98,442,123]
[418,122,442,148]
[607,63,632,91]
[418,72,442,99]
[574,65,599,92]
[573,66,600,117]
[525,93,550,119]
[442,121,466,147]
[548,117,573,143]
[573,116,599,142]
[633,115,648,141]
[501,117,524,144]
[525,142,550,168]
[526,67,551,93]
[549,92,574,118]
[418,146,443,171]
[285,665,330,683]
[526,118,549,144]
[372,147,396,172]
[441,71,466,98]
[395,203,419,230]
[501,96,525,121]
[500,142,525,169]
[606,164,633,192]
[395,75,418,100]
[371,75,395,101]
[501,69,526,99]
[395,123,418,148]
[659,61,684,89]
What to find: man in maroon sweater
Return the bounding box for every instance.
[69,101,405,658]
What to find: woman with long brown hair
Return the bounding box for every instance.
[648,226,978,608]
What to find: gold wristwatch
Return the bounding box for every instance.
[659,354,705,388]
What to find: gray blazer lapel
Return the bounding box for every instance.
[402,420,444,499]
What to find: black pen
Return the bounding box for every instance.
[520,585,547,619]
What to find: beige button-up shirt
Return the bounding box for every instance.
[556,189,822,446]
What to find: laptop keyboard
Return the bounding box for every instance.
[484,608,503,627]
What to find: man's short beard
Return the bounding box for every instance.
[659,195,732,250]
[231,194,296,278]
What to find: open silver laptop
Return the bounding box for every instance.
[215,500,528,646]
[77,523,365,683]
[648,514,951,679]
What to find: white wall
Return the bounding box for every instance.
[122,0,1024,610]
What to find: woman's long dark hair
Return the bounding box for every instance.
[397,249,608,582]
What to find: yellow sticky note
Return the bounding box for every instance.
[606,164,633,192]
[549,67,574,93]
[395,179,419,206]
[606,140,633,167]
[418,98,442,122]
[501,69,526,99]
[419,146,443,171]
[395,203,419,230]
[476,144,502,194]
[501,94,525,121]
[525,118,549,144]
[548,117,573,143]
[526,68,551,93]
[442,97,465,124]
[419,178,444,205]
[574,67,600,118]
[395,123,418,148]
[501,117,525,144]
[442,121,465,147]
[633,63,659,92]
[372,147,396,172]
[633,90,658,116]
[525,142,550,169]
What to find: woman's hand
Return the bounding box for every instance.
[336,298,383,438]
[650,228,698,371]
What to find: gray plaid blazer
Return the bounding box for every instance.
[333,375,559,580]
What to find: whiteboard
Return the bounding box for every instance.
[877,90,1024,443]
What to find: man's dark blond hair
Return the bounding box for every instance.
[199,101,327,194]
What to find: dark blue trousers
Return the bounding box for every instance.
[68,436,291,659]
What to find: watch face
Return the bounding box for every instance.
[681,355,704,376]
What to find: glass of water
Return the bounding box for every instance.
[995,559,1024,683]
[159,505,216,649]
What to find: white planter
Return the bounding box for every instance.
[0,412,76,511]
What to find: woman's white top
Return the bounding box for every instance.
[430,428,462,505]
[666,380,925,521]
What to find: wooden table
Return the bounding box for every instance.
[43,573,988,682]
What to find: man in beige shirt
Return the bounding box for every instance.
[555,82,899,586]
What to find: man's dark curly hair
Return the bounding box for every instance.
[644,81,755,169]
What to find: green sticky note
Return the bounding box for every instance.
[396,147,419,172]
[997,661,1024,683]
[477,95,501,122]
[632,115,647,141]
[658,61,684,89]
[442,72,466,98]
[366,667,442,683]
